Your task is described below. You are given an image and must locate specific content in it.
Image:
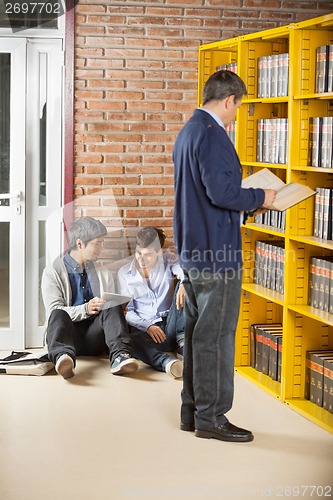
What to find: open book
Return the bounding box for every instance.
[242,168,316,211]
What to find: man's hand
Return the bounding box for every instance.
[147,325,166,343]
[86,296,105,315]
[262,189,277,208]
[176,283,186,310]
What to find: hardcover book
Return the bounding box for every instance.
[242,168,316,211]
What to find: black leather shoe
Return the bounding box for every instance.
[195,422,254,442]
[180,422,195,432]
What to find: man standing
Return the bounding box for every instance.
[42,216,139,379]
[173,70,276,442]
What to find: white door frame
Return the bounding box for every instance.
[0,38,26,349]
[25,38,64,347]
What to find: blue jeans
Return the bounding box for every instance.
[181,268,242,429]
[46,306,134,365]
[129,283,185,372]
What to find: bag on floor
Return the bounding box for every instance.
[0,351,54,376]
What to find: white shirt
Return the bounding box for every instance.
[117,252,184,331]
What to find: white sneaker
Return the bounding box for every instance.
[55,354,75,379]
[165,358,183,379]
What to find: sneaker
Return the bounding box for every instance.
[55,354,75,379]
[165,358,183,379]
[110,353,139,375]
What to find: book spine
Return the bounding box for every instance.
[261,329,270,375]
[309,117,321,167]
[250,324,257,368]
[255,327,264,372]
[257,119,264,162]
[315,45,328,93]
[328,45,333,93]
[324,359,333,413]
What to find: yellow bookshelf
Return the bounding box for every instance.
[199,13,333,433]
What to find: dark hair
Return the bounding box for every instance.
[68,217,107,251]
[136,227,165,250]
[202,69,247,105]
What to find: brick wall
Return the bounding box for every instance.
[73,0,332,261]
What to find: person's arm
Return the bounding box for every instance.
[167,253,186,310]
[198,126,267,212]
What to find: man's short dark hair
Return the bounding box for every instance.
[202,69,247,105]
[68,217,107,251]
[136,227,165,251]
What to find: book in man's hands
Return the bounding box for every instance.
[242,168,316,211]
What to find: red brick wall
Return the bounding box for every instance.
[73,1,332,260]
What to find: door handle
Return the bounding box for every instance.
[0,191,22,201]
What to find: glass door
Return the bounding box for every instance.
[0,38,26,349]
[25,38,63,347]
[0,37,63,349]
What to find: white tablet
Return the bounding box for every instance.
[101,292,133,307]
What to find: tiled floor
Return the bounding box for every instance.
[1,354,333,500]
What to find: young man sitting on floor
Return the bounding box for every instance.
[117,227,185,378]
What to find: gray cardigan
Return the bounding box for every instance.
[41,255,115,325]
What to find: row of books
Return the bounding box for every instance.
[309,257,333,313]
[254,210,286,231]
[315,45,333,94]
[254,240,285,294]
[313,187,333,240]
[305,350,333,413]
[216,62,238,73]
[225,120,236,147]
[308,117,333,168]
[257,53,289,98]
[257,118,288,164]
[250,323,282,381]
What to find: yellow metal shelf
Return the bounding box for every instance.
[199,13,333,433]
[294,92,333,100]
[245,222,286,238]
[288,304,333,326]
[243,97,289,104]
[289,235,333,250]
[242,283,285,306]
[284,399,333,434]
[235,366,281,399]
[291,165,333,173]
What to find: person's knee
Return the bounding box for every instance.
[49,308,69,322]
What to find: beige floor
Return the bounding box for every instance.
[1,354,333,500]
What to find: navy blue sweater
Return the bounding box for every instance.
[173,109,265,273]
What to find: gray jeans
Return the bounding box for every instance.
[181,268,242,429]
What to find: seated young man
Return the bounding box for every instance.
[117,227,185,378]
[42,216,139,379]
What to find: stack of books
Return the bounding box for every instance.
[315,45,333,93]
[250,323,283,381]
[257,118,288,164]
[313,187,333,240]
[308,117,333,168]
[254,240,285,294]
[305,350,333,413]
[257,53,289,98]
[309,257,333,313]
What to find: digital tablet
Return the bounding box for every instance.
[101,292,133,307]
